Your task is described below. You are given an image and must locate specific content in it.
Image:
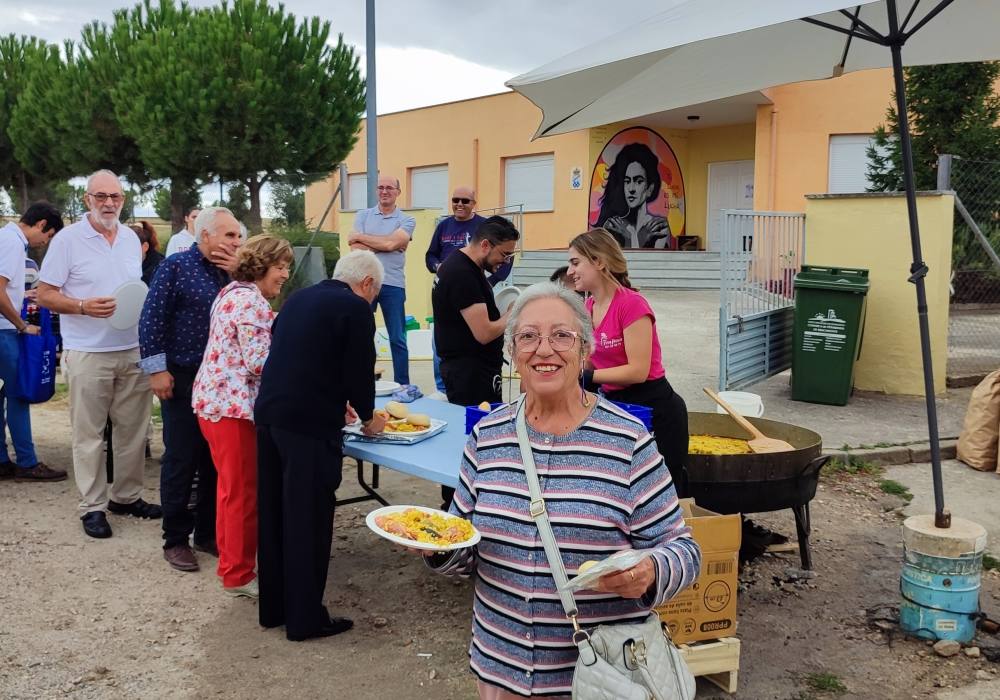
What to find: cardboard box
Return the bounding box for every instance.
[656,499,741,644]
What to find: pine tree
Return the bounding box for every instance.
[866,62,1000,191]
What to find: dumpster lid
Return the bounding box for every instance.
[794,265,870,292]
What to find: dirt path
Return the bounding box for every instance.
[2,397,998,699]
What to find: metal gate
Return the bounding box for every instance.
[718,210,806,390]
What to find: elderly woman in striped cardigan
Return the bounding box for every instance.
[426,282,701,700]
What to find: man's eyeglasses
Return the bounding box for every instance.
[451,197,472,205]
[88,192,125,204]
[488,241,516,262]
[512,329,580,352]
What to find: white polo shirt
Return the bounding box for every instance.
[0,222,28,331]
[39,216,143,352]
[165,229,195,257]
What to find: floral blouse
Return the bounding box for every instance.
[192,281,275,422]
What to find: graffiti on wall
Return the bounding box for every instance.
[589,126,685,249]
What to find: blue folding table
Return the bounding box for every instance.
[338,397,469,507]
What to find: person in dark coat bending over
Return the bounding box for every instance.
[254,250,387,641]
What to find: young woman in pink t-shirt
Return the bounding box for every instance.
[567,228,689,496]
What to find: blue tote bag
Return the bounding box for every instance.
[11,300,58,404]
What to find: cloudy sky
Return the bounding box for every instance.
[2,1,670,216]
[1,0,665,113]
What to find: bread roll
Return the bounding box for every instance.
[407,413,431,427]
[578,560,599,574]
[385,401,409,419]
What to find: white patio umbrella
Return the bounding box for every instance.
[508,0,1000,529]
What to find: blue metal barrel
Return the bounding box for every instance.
[900,544,983,642]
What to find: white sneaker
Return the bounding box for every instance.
[224,578,259,598]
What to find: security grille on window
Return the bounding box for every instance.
[828,135,887,194]
[505,154,554,212]
[347,173,368,210]
[410,165,449,211]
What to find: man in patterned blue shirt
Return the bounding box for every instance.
[138,207,242,573]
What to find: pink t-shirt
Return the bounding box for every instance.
[586,286,666,392]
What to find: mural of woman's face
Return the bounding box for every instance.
[623,161,652,210]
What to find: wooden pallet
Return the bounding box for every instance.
[677,637,740,694]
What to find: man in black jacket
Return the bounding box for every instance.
[254,250,386,642]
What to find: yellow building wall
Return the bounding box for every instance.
[803,192,954,396]
[306,92,592,251]
[755,69,895,211]
[338,209,440,328]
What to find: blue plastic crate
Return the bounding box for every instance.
[609,401,653,431]
[465,403,504,434]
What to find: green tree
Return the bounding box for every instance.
[0,35,63,209]
[866,62,1000,191]
[110,0,364,232]
[269,180,306,225]
[152,183,201,222]
[212,183,250,222]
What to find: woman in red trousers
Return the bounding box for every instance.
[192,235,292,597]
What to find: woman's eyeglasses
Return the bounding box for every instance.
[512,330,579,352]
[451,197,472,205]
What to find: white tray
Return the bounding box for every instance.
[365,505,480,551]
[343,418,447,444]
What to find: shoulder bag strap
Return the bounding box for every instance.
[514,397,579,619]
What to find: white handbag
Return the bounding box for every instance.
[514,399,696,700]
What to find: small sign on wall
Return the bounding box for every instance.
[570,167,583,190]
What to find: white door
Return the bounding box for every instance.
[707,160,754,251]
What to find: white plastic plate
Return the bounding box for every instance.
[343,417,446,440]
[494,286,521,314]
[109,279,149,330]
[375,380,401,396]
[365,505,481,552]
[560,549,658,592]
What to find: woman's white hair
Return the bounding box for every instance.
[332,250,384,289]
[193,207,249,243]
[504,282,593,355]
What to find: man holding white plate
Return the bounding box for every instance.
[139,207,242,572]
[37,170,161,539]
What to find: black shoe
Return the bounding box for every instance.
[286,617,354,642]
[0,462,14,480]
[81,511,113,539]
[193,540,219,557]
[108,498,163,519]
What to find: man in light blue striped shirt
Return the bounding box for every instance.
[348,175,416,384]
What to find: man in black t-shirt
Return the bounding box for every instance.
[432,216,519,507]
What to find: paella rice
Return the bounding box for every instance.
[374,508,475,545]
[689,434,753,455]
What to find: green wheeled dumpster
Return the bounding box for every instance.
[791,266,870,406]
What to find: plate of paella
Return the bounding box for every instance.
[366,505,480,551]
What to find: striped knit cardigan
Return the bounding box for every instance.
[430,398,701,697]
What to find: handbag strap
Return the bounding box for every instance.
[514,397,579,620]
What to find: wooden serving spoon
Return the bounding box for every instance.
[703,387,795,454]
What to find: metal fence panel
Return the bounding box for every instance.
[719,210,805,390]
[943,155,1000,380]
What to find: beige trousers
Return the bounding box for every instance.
[65,348,151,515]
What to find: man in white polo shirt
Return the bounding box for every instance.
[0,202,66,482]
[38,169,162,539]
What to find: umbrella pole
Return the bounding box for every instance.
[886,0,949,529]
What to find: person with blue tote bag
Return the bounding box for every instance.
[0,202,66,481]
